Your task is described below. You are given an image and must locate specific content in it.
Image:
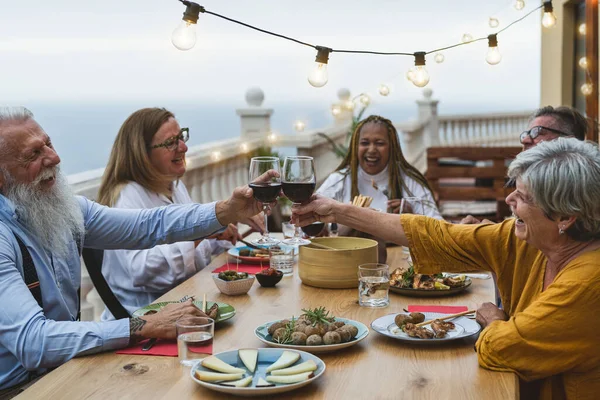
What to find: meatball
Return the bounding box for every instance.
[304,325,320,337]
[336,328,351,342]
[294,322,308,333]
[333,321,346,329]
[272,327,287,342]
[409,312,426,324]
[323,331,341,345]
[316,323,329,336]
[268,320,289,336]
[394,314,412,328]
[340,324,358,339]
[306,334,323,346]
[291,332,307,345]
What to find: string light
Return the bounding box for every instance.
[171,2,204,50]
[331,104,342,116]
[489,17,499,28]
[409,52,430,88]
[514,0,525,11]
[344,100,355,111]
[294,120,306,132]
[541,1,557,28]
[581,83,593,96]
[578,57,588,70]
[360,94,371,105]
[485,34,502,65]
[267,132,278,142]
[378,84,390,96]
[578,23,586,36]
[461,33,473,43]
[240,143,249,152]
[211,151,221,161]
[434,53,445,63]
[308,46,332,88]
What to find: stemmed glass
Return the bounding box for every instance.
[249,157,282,246]
[281,156,316,246]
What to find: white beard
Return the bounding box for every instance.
[2,167,85,258]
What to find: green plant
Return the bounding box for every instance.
[317,104,368,159]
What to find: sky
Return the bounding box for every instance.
[0,0,542,115]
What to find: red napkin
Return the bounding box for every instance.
[213,263,267,274]
[407,305,468,313]
[115,339,213,357]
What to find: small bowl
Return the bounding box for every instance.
[212,274,255,295]
[255,269,284,287]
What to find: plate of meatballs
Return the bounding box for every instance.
[371,311,481,343]
[255,307,369,353]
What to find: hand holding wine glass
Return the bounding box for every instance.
[249,157,281,246]
[282,156,316,246]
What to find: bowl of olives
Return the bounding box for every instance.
[212,271,255,295]
[255,268,283,287]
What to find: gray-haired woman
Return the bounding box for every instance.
[292,138,600,400]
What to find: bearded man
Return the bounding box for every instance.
[0,107,266,395]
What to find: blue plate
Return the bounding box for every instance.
[190,348,325,396]
[227,246,270,264]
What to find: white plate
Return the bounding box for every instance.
[371,312,481,344]
[190,348,325,397]
[255,317,369,353]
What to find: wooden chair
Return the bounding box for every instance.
[425,146,521,222]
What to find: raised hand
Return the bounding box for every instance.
[291,194,339,227]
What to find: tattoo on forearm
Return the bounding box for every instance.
[129,317,147,343]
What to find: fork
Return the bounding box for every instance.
[142,295,194,351]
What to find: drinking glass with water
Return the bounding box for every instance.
[358,263,390,307]
[176,316,214,366]
[269,244,295,276]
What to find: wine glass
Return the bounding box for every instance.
[249,157,282,246]
[281,156,316,246]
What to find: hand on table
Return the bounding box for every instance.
[475,302,508,329]
[209,223,242,244]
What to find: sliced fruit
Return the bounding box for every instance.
[265,350,301,373]
[219,376,253,387]
[266,372,314,384]
[195,370,244,382]
[239,349,258,373]
[270,360,317,376]
[201,356,245,374]
[434,281,450,290]
[256,377,275,388]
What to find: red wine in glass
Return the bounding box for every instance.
[249,157,281,246]
[249,182,282,203]
[282,156,316,246]
[301,221,325,237]
[281,182,315,203]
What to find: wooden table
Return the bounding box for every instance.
[21,241,518,400]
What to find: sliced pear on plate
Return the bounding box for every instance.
[195,370,244,382]
[219,376,253,387]
[270,360,317,376]
[239,349,258,373]
[265,350,300,373]
[201,355,245,374]
[255,377,275,388]
[266,372,314,384]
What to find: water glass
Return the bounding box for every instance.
[358,263,390,307]
[399,197,437,216]
[269,244,295,276]
[281,222,295,239]
[177,316,214,366]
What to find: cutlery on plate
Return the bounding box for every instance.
[239,239,262,250]
[415,309,476,328]
[142,295,194,351]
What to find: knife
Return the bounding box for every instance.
[141,295,193,351]
[239,238,262,250]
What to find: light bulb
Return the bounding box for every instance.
[267,132,278,142]
[581,83,593,96]
[360,94,371,105]
[331,105,342,116]
[172,20,197,51]
[308,46,332,88]
[489,17,499,28]
[579,57,588,69]
[462,33,473,43]
[294,120,306,132]
[344,100,355,111]
[486,35,502,65]
[434,53,445,63]
[410,52,430,88]
[514,0,525,10]
[578,23,586,36]
[542,2,557,28]
[211,151,221,161]
[171,2,203,51]
[379,85,390,96]
[240,143,249,153]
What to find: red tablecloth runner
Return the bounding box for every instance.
[115,339,212,357]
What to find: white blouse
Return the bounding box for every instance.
[100,181,231,320]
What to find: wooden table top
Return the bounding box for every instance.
[21,240,518,400]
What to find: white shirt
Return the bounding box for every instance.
[100,181,231,320]
[317,166,442,234]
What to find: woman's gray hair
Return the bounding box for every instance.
[507,138,600,241]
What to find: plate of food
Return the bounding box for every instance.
[389,265,472,297]
[255,307,369,353]
[371,311,481,344]
[191,348,325,396]
[132,301,235,323]
[228,246,270,264]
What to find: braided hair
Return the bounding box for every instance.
[335,115,434,202]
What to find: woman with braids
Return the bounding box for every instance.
[317,115,441,260]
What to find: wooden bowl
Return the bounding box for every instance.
[298,237,379,289]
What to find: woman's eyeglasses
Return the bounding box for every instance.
[151,127,189,151]
[519,126,573,144]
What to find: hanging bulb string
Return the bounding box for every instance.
[175,1,548,57]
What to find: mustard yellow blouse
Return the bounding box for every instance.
[401,214,600,400]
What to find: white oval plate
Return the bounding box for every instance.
[371,312,481,344]
[190,348,325,397]
[255,317,369,353]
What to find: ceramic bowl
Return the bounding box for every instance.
[212,274,255,295]
[255,270,284,287]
